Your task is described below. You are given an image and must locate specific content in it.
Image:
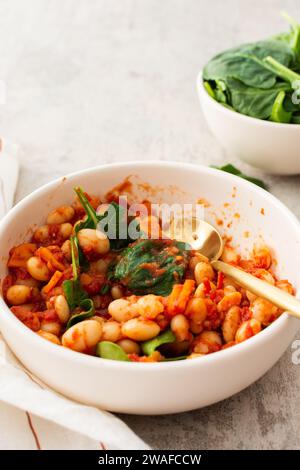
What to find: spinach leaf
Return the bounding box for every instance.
[203,40,293,89]
[111,239,190,296]
[226,77,291,119]
[62,237,95,329]
[263,56,300,85]
[203,81,215,99]
[72,232,89,272]
[66,299,95,329]
[63,237,88,309]
[74,186,133,251]
[214,79,228,103]
[212,164,268,190]
[63,277,89,311]
[142,330,176,356]
[96,341,130,361]
[270,91,292,123]
[74,187,99,231]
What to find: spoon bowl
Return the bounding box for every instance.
[176,216,300,320]
[166,217,224,260]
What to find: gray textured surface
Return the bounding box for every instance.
[0,0,299,450]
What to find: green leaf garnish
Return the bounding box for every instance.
[63,237,95,329]
[211,164,268,190]
[96,341,130,361]
[142,330,176,356]
[270,90,292,123]
[66,299,95,329]
[63,277,89,310]
[111,239,190,296]
[74,187,134,252]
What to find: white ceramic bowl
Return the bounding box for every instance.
[197,73,300,175]
[0,161,299,415]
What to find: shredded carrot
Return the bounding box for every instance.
[167,280,195,317]
[43,270,63,294]
[36,247,65,271]
[166,284,182,316]
[176,280,195,312]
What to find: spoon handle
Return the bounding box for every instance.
[212,260,300,320]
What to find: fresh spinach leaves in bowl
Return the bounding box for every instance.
[203,12,300,124]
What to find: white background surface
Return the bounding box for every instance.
[0,0,300,449]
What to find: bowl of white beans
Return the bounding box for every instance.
[0,161,299,414]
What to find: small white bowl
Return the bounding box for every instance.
[197,72,300,175]
[0,161,299,414]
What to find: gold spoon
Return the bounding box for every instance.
[168,217,300,320]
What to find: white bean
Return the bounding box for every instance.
[251,298,278,326]
[189,253,209,271]
[193,331,222,354]
[235,319,261,343]
[77,228,110,255]
[40,321,62,336]
[61,240,72,261]
[102,321,122,342]
[108,298,139,323]
[33,225,50,243]
[59,223,73,240]
[135,295,164,319]
[37,330,61,345]
[27,257,51,281]
[6,285,33,305]
[170,314,190,341]
[117,339,141,355]
[91,316,105,326]
[54,295,70,323]
[222,306,241,343]
[62,320,103,352]
[33,223,73,243]
[185,298,207,325]
[47,205,75,225]
[111,285,123,300]
[194,262,214,285]
[121,318,160,342]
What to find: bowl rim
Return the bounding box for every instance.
[197,70,300,129]
[0,160,299,371]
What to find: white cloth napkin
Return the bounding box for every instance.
[0,141,149,450]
